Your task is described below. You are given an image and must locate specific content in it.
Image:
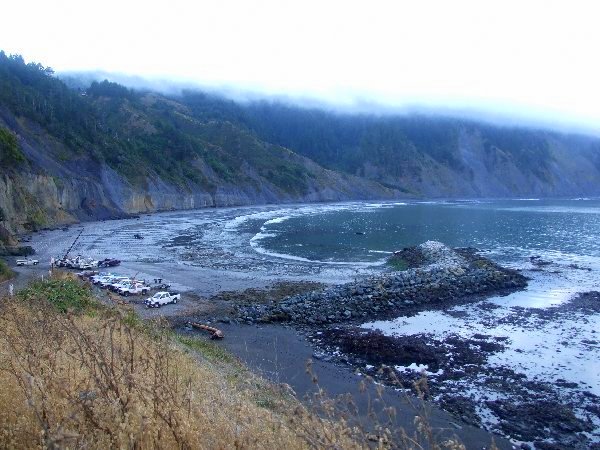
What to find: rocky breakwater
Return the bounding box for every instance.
[237,241,528,325]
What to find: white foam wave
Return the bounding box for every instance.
[263,215,292,225]
[249,237,383,266]
[228,201,410,265]
[249,221,385,267]
[225,209,291,230]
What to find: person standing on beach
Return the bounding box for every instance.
[50,257,55,269]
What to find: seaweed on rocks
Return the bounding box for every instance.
[313,327,599,448]
[322,328,441,370]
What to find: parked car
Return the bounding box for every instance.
[118,283,150,296]
[147,278,172,290]
[99,276,129,289]
[92,274,115,285]
[109,279,143,292]
[76,270,98,279]
[144,292,180,308]
[16,258,39,266]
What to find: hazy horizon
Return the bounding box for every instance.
[3,0,600,135]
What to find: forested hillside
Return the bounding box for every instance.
[0,52,395,237]
[179,95,600,197]
[1,50,599,239]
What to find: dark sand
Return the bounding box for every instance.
[211,322,514,449]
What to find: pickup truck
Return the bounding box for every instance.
[117,283,150,296]
[107,278,138,291]
[16,258,39,266]
[99,276,129,289]
[144,291,180,308]
[91,274,115,285]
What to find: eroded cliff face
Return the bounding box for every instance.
[352,128,600,198]
[0,130,399,236]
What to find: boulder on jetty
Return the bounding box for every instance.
[237,241,527,325]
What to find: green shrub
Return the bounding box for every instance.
[17,278,94,313]
[24,210,47,230]
[0,126,25,165]
[0,259,13,282]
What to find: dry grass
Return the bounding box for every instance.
[0,275,363,449]
[0,273,469,449]
[0,259,13,283]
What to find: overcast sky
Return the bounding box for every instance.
[2,0,600,132]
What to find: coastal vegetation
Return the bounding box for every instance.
[2,50,600,201]
[0,274,348,448]
[0,126,25,166]
[0,259,13,282]
[0,272,463,449]
[0,51,315,193]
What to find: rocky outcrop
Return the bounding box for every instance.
[237,242,528,325]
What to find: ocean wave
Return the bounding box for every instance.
[364,202,407,209]
[228,201,408,264]
[263,215,292,225]
[249,218,385,266]
[224,209,291,231]
[249,236,384,266]
[225,203,355,231]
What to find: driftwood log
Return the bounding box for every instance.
[189,322,225,339]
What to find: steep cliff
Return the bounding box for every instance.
[0,118,397,235]
[233,103,600,198]
[0,53,399,236]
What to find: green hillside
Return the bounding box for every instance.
[180,97,600,196]
[0,52,320,194]
[1,50,599,236]
[0,52,395,235]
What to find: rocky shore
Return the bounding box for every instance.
[236,241,528,325]
[230,242,600,447]
[308,291,600,449]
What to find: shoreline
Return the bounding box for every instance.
[4,202,600,448]
[1,213,519,448]
[1,272,516,448]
